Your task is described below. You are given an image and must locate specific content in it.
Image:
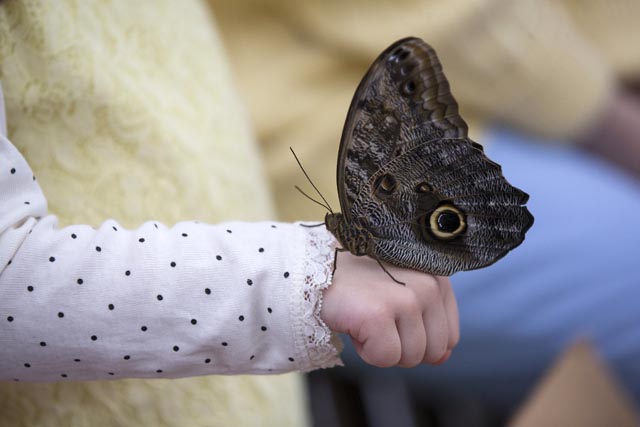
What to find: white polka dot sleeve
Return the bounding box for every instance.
[0,101,342,384]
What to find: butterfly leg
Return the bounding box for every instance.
[375,258,406,286]
[332,247,347,277]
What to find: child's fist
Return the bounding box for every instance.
[321,251,459,368]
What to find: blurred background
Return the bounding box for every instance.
[211,0,640,222]
[1,0,639,425]
[210,0,640,425]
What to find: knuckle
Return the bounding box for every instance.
[365,302,393,323]
[422,279,441,302]
[396,288,421,314]
[403,297,422,317]
[409,275,440,303]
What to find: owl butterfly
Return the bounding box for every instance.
[299,37,533,282]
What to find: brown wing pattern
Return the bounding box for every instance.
[350,138,533,276]
[337,37,469,220]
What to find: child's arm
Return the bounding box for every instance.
[0,130,341,381]
[0,125,459,382]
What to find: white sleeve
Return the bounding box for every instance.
[0,122,342,383]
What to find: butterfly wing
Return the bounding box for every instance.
[337,37,533,275]
[337,37,469,220]
[351,137,533,276]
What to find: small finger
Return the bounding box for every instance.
[437,276,460,349]
[396,298,427,368]
[422,298,449,364]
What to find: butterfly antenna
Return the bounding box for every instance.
[295,185,331,212]
[290,147,334,214]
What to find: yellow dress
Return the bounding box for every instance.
[0,1,307,426]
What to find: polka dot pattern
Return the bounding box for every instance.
[0,216,341,380]
[0,130,340,381]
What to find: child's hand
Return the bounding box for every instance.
[321,251,459,368]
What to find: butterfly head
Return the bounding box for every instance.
[325,212,375,257]
[325,212,343,236]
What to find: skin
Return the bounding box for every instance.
[578,88,640,179]
[320,251,460,368]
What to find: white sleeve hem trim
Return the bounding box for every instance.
[291,223,343,371]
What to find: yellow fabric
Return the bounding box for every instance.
[211,0,636,221]
[0,1,307,426]
[564,0,640,79]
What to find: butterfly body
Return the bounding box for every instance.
[325,212,375,257]
[327,37,534,277]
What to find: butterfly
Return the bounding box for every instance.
[296,37,533,283]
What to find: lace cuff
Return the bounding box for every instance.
[291,223,343,371]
